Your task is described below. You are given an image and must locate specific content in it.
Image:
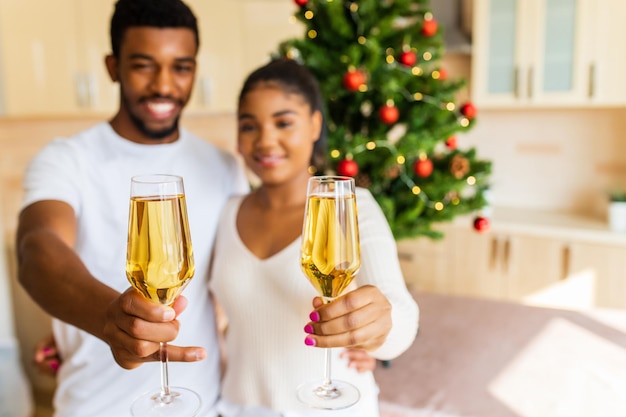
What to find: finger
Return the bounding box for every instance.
[119,287,176,323]
[160,345,207,363]
[304,320,389,350]
[312,286,384,325]
[171,295,188,318]
[341,349,377,372]
[309,301,386,337]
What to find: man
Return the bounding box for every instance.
[15,1,252,415]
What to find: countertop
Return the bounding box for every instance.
[454,206,626,246]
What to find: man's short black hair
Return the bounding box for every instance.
[110,0,199,58]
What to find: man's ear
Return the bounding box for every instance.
[105,54,119,82]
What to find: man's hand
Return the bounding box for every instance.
[103,288,206,369]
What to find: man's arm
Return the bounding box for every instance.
[16,200,205,368]
[16,200,117,338]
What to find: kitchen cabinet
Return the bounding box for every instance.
[471,0,589,107]
[584,1,626,105]
[185,0,301,113]
[568,241,626,309]
[0,0,118,116]
[397,215,626,309]
[0,0,302,116]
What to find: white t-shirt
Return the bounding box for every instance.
[210,188,419,417]
[21,122,249,417]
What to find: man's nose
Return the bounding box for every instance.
[151,68,174,96]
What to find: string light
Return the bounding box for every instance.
[386,55,395,64]
[358,36,367,44]
[307,30,317,39]
[330,149,341,158]
[411,67,423,76]
[422,51,432,61]
[366,141,376,150]
[467,176,477,185]
[434,202,444,211]
[350,2,358,12]
[305,11,314,19]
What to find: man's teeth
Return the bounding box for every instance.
[147,102,174,114]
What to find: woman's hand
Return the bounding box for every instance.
[34,333,61,376]
[340,348,377,372]
[303,285,392,352]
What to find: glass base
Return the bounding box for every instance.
[296,379,360,410]
[130,386,201,417]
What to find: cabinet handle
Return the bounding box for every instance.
[489,237,499,271]
[561,245,570,280]
[527,67,534,99]
[502,238,511,274]
[588,63,596,98]
[198,77,212,107]
[75,74,88,109]
[86,73,96,109]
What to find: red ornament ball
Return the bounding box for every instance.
[422,18,438,36]
[445,136,457,150]
[398,50,417,67]
[294,0,308,6]
[379,104,399,125]
[413,158,433,178]
[460,102,477,120]
[337,159,359,177]
[473,216,490,233]
[343,70,366,92]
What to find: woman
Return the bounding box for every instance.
[210,58,419,416]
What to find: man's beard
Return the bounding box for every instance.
[124,95,182,140]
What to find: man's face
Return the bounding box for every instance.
[108,26,197,144]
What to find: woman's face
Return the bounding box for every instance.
[237,83,322,186]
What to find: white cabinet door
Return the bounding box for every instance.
[0,0,118,116]
[568,242,626,309]
[185,0,245,113]
[585,1,626,106]
[0,0,80,115]
[472,0,589,107]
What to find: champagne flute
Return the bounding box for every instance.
[126,174,201,417]
[298,175,361,409]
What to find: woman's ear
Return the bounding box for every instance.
[311,110,323,143]
[105,54,119,82]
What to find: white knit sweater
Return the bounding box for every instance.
[210,188,419,416]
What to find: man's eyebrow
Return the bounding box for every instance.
[128,53,154,60]
[127,54,195,63]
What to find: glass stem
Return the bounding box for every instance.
[321,296,333,387]
[159,342,171,399]
[323,347,332,387]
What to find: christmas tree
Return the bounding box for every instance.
[275,0,492,240]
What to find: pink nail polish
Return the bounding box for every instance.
[43,347,52,354]
[50,360,60,371]
[304,324,315,334]
[304,337,316,346]
[309,311,320,322]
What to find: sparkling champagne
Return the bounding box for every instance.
[126,194,195,306]
[300,194,361,300]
